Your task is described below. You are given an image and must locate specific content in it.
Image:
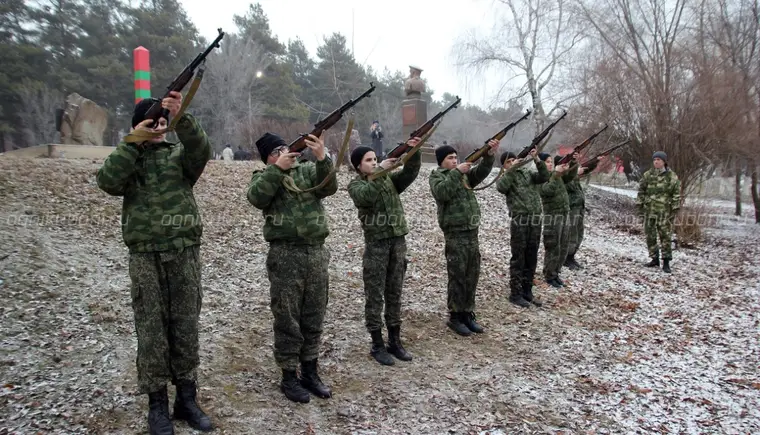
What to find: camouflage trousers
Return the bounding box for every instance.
[644,213,674,260]
[542,212,570,281]
[444,230,480,313]
[128,245,202,394]
[266,242,330,370]
[509,214,542,295]
[566,206,585,256]
[362,236,407,332]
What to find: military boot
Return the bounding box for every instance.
[446,312,472,336]
[662,259,671,273]
[546,278,563,288]
[369,329,395,366]
[147,386,174,435]
[509,288,531,308]
[645,257,660,267]
[462,312,484,333]
[523,285,543,307]
[387,325,413,361]
[566,253,582,270]
[300,359,332,399]
[280,369,310,403]
[173,380,213,432]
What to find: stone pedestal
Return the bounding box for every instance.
[401,98,427,139]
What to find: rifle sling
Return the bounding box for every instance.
[366,124,439,182]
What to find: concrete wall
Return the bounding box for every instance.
[0,144,115,160]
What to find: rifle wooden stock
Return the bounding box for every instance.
[556,124,608,165]
[386,97,461,159]
[464,109,532,163]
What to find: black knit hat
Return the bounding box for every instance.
[500,151,517,166]
[537,153,550,163]
[255,133,287,162]
[131,98,166,128]
[553,155,562,166]
[435,145,457,166]
[351,146,375,170]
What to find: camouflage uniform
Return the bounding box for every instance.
[429,153,495,314]
[347,151,421,333]
[247,157,338,370]
[636,167,681,260]
[539,168,571,282]
[565,159,598,261]
[496,159,550,304]
[96,113,211,394]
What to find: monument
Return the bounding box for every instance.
[401,65,436,164]
[58,93,109,146]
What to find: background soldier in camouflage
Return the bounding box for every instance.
[538,154,571,288]
[497,149,550,307]
[636,151,681,273]
[564,154,602,270]
[247,132,338,403]
[347,139,421,366]
[96,92,214,435]
[429,140,499,336]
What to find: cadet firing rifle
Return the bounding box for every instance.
[464,109,532,163]
[290,83,376,153]
[556,124,608,166]
[580,139,630,170]
[385,96,462,159]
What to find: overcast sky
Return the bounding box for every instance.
[181,0,507,109]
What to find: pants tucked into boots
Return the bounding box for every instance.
[266,242,330,370]
[362,236,407,332]
[129,245,202,394]
[444,229,480,313]
[542,212,569,281]
[644,213,674,260]
[566,206,585,257]
[509,215,542,295]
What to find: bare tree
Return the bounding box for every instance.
[16,80,62,146]
[453,0,584,131]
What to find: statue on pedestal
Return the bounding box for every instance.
[404,65,426,98]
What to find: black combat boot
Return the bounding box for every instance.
[523,285,543,307]
[147,386,174,435]
[173,380,213,432]
[662,259,671,273]
[546,278,563,288]
[462,312,484,333]
[509,288,531,308]
[645,257,660,267]
[280,369,310,403]
[556,276,565,286]
[300,359,332,399]
[565,253,582,270]
[446,312,472,336]
[387,325,413,361]
[369,329,395,366]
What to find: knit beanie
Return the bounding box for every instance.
[131,98,167,128]
[435,145,457,166]
[500,151,517,166]
[255,133,287,162]
[351,146,374,170]
[653,151,667,162]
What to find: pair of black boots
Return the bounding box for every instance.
[509,284,543,308]
[645,257,672,273]
[447,312,484,336]
[280,358,332,403]
[370,325,412,366]
[147,379,213,435]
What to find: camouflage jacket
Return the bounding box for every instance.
[496,160,551,217]
[429,153,495,233]
[540,171,570,215]
[247,158,338,245]
[563,164,586,209]
[636,167,681,216]
[347,150,421,242]
[96,113,211,253]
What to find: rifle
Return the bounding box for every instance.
[385,96,462,159]
[556,124,608,165]
[289,82,376,153]
[580,139,631,170]
[515,110,568,159]
[142,28,225,129]
[464,109,532,163]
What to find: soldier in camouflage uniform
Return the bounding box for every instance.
[538,154,571,288]
[563,154,601,270]
[636,151,680,273]
[497,148,550,307]
[96,92,213,435]
[347,138,421,366]
[247,132,338,403]
[429,140,499,336]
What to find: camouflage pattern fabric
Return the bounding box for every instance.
[97,113,212,253]
[128,245,203,394]
[541,213,569,280]
[444,230,480,313]
[247,158,338,244]
[508,215,542,295]
[539,172,570,215]
[347,150,421,243]
[566,206,585,256]
[496,160,551,217]
[429,153,495,233]
[266,242,330,370]
[636,167,681,260]
[563,165,585,209]
[362,236,407,331]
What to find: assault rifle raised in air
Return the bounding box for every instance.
[556,124,608,165]
[385,97,462,159]
[515,110,568,158]
[464,109,532,163]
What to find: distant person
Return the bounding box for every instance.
[370,121,384,161]
[222,144,233,161]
